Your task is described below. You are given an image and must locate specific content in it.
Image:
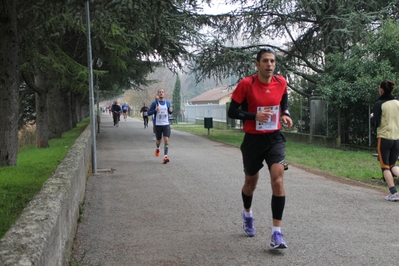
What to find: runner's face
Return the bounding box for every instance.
[256,52,276,80]
[158,90,165,100]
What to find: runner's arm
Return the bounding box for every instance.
[227,99,256,120]
[371,102,382,128]
[168,102,173,114]
[280,93,290,117]
[147,102,157,116]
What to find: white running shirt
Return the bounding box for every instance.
[156,102,169,126]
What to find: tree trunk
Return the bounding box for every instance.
[336,107,342,148]
[0,0,19,166]
[34,71,49,148]
[61,88,73,131]
[47,85,72,139]
[72,92,89,124]
[70,92,78,128]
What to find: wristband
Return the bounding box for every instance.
[282,110,290,117]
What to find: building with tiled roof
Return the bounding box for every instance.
[188,86,235,105]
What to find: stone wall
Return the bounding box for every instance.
[0,126,91,266]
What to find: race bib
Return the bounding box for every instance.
[256,105,279,131]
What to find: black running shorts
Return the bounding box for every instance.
[155,125,171,140]
[240,130,286,176]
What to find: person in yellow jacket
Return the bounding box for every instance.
[371,80,399,201]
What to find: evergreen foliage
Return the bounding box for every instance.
[192,0,398,87]
[172,74,182,119]
[190,0,399,146]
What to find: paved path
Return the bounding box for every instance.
[72,114,399,265]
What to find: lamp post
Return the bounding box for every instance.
[85,1,97,174]
[95,58,102,133]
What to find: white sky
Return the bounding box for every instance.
[199,1,239,15]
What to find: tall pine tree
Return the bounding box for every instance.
[172,74,181,122]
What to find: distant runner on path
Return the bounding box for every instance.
[148,89,173,164]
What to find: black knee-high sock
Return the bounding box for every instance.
[164,144,169,156]
[389,186,397,195]
[271,195,285,220]
[242,191,253,210]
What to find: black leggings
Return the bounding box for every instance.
[378,138,399,169]
[113,113,120,124]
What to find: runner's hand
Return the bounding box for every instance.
[256,108,272,122]
[281,115,293,129]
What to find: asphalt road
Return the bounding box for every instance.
[71,113,399,266]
